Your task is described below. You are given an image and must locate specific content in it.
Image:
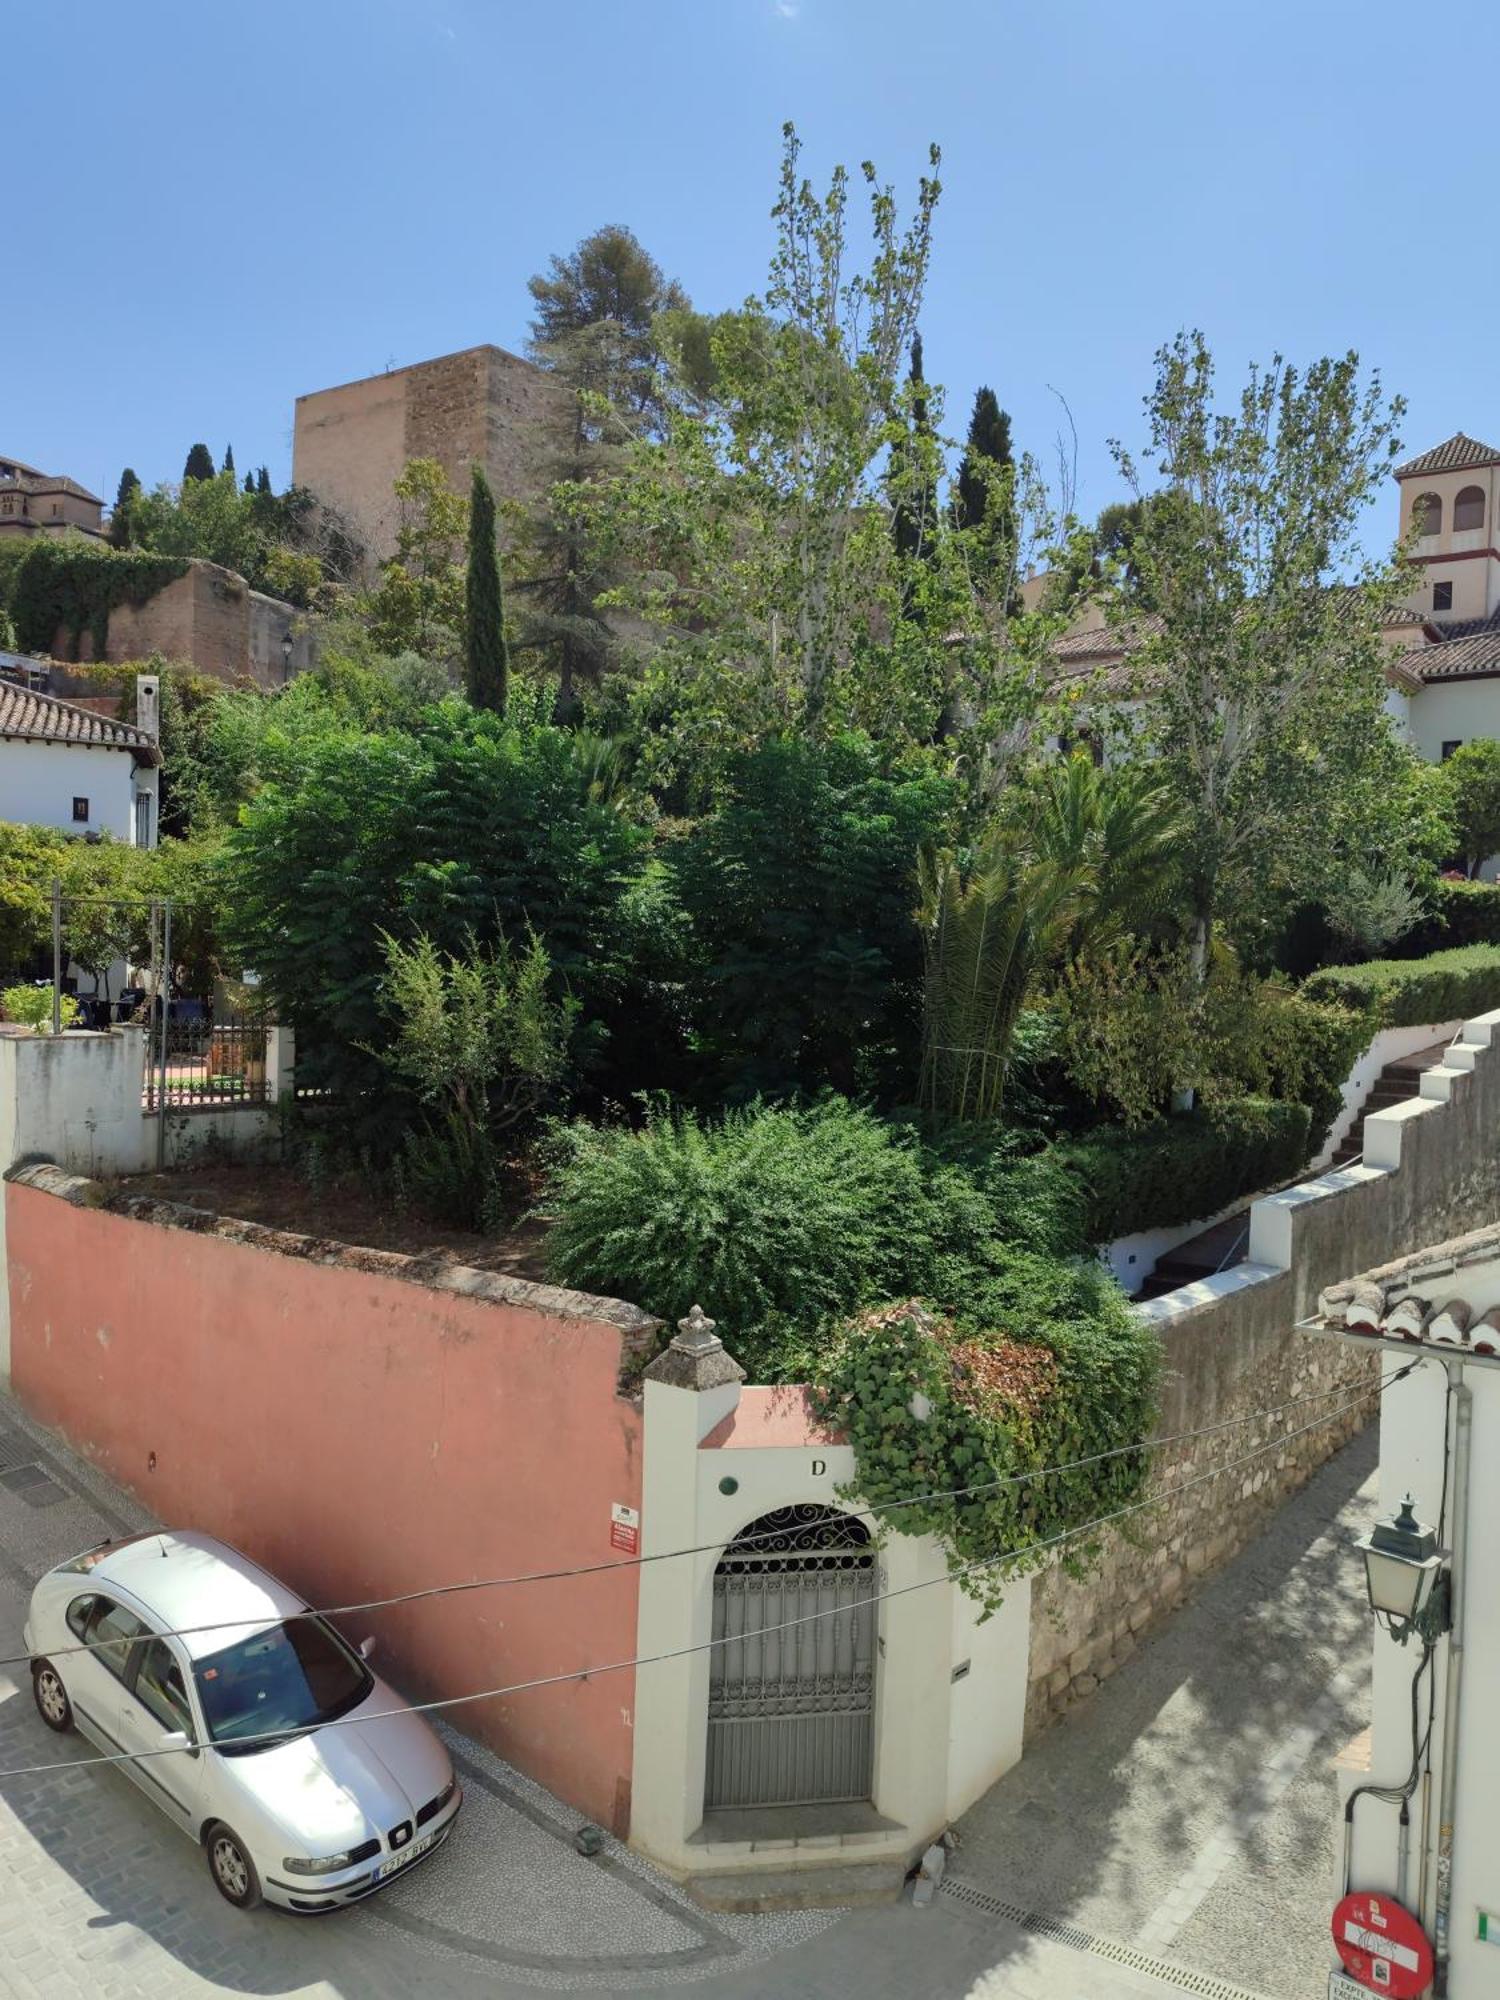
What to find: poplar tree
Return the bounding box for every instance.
[464,463,508,714]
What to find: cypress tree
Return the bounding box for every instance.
[891,335,938,616]
[464,463,508,714]
[256,467,271,495]
[182,442,215,483]
[109,468,141,548]
[953,387,1014,533]
[243,470,256,494]
[222,443,235,476]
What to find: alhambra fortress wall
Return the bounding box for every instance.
[52,561,311,687]
[293,344,565,564]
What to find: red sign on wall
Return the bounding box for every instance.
[1331,1892,1434,1997]
[610,1502,640,1556]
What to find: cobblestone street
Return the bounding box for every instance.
[0,1395,1371,2000]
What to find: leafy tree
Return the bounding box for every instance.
[0,822,67,979]
[1113,332,1410,978]
[128,473,325,605]
[1442,739,1500,877]
[670,734,954,1099]
[109,468,141,549]
[182,443,215,483]
[362,458,467,656]
[463,464,508,713]
[57,838,156,1002]
[222,709,642,1118]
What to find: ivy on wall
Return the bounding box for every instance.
[813,1258,1161,1614]
[9,542,189,661]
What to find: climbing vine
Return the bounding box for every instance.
[10,542,189,660]
[812,1255,1160,1612]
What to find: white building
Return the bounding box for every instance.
[0,674,160,848]
[1306,1175,1500,1999]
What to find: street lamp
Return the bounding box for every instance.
[1355,1495,1450,1645]
[281,630,294,682]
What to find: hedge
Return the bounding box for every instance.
[1055,1096,1312,1243]
[1302,943,1500,1029]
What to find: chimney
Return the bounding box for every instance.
[135,673,160,743]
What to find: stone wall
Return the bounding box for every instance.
[1026,1006,1500,1738]
[59,558,308,686]
[293,344,566,564]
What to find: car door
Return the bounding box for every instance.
[117,1635,204,1833]
[60,1592,148,1753]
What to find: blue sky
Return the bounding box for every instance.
[7,0,1495,541]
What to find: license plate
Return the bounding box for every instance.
[379,1830,434,1880]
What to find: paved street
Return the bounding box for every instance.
[0,1395,1372,2000]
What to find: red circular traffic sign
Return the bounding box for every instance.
[1331,1892,1434,1996]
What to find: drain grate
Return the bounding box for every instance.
[0,1427,41,1477]
[0,1464,68,1509]
[939,1878,1272,2000]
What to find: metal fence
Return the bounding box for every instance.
[142,1007,273,1112]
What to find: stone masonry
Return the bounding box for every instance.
[1025,1006,1500,1737]
[293,344,566,564]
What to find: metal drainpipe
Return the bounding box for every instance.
[1432,1357,1473,1997]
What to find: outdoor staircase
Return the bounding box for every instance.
[1328,1039,1453,1169]
[1134,1038,1454,1302]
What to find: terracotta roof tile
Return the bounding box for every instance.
[1392,610,1500,683]
[0,682,158,759]
[1393,432,1500,480]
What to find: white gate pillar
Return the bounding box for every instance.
[631,1309,745,1863]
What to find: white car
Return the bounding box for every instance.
[24,1529,461,1912]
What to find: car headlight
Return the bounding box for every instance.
[283,1851,356,1876]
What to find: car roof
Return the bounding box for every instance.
[77,1531,304,1659]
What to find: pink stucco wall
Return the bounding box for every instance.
[6,1181,647,1832]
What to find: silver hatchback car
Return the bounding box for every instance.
[25,1530,461,1911]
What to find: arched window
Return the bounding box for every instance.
[1454,485,1485,532]
[1412,492,1443,538]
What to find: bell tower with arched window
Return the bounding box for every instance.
[1394,432,1500,622]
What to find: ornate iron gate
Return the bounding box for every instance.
[706,1504,877,1810]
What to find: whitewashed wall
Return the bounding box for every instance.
[0,739,155,843]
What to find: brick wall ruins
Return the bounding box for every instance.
[57,559,308,687]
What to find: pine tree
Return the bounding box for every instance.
[464,464,508,714]
[222,443,235,476]
[182,443,215,483]
[109,468,141,549]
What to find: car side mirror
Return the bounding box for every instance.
[159,1728,192,1752]
[358,1636,376,1661]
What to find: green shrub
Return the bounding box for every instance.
[542,1098,928,1375]
[1055,1097,1312,1241]
[1302,943,1500,1028]
[0,986,79,1034]
[1403,879,1500,954]
[814,1274,1160,1610]
[542,1096,1092,1378]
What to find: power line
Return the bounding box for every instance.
[0,1374,1391,1781]
[4,1361,1413,1673]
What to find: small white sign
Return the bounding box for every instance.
[610,1503,639,1530]
[1328,1973,1371,2000]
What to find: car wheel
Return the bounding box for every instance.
[205,1824,262,1910]
[31,1661,72,1734]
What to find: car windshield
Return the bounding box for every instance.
[193,1617,372,1754]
